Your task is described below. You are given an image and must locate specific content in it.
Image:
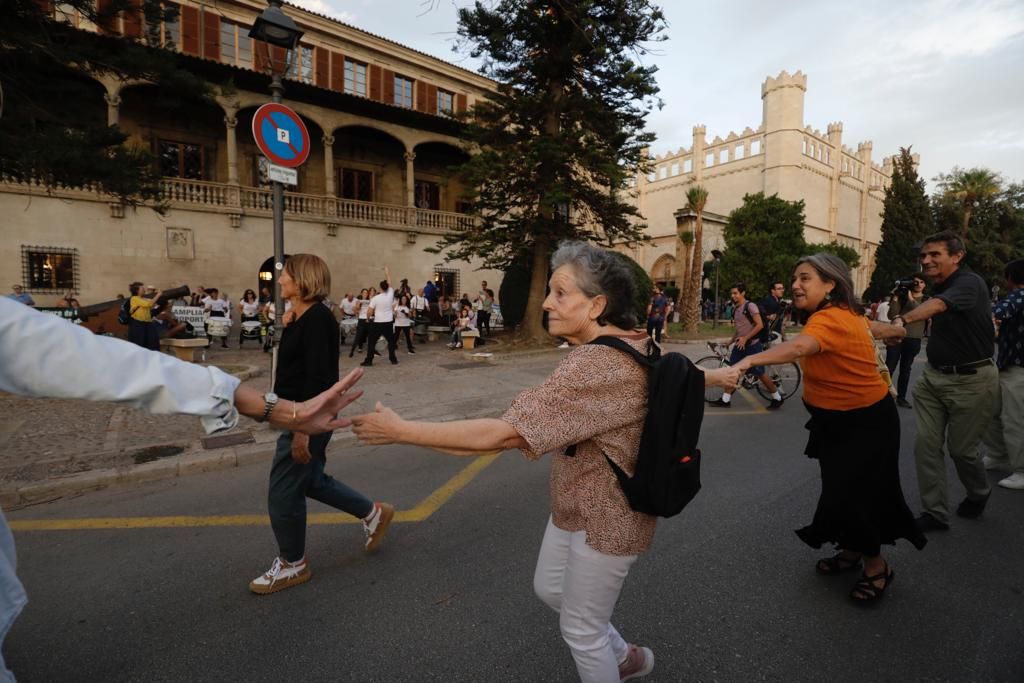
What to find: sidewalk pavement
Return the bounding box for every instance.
[0,333,713,507]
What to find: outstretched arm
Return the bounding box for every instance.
[384,266,392,290]
[352,403,527,456]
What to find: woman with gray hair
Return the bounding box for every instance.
[735,253,927,605]
[352,241,739,682]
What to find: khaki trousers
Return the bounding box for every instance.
[980,365,1024,475]
[912,363,998,523]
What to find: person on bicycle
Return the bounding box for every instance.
[711,283,784,409]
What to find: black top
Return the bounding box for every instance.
[758,294,781,318]
[273,302,340,402]
[927,267,994,367]
[993,288,1024,370]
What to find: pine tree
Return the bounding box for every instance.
[432,1,667,342]
[865,147,932,301]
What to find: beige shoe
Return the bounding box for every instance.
[249,557,311,595]
[619,643,654,681]
[363,502,395,552]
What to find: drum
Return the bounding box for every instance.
[241,320,262,339]
[207,318,231,338]
[340,317,358,337]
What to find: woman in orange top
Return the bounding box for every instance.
[736,253,926,604]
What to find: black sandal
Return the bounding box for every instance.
[849,564,894,604]
[815,552,862,575]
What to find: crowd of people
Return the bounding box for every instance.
[1,232,1021,682]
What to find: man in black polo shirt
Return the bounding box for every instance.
[892,231,997,531]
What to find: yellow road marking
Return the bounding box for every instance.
[10,453,501,532]
[735,388,768,413]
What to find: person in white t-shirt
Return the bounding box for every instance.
[340,294,357,319]
[363,268,397,366]
[394,294,416,354]
[238,289,261,348]
[348,288,372,358]
[262,298,293,353]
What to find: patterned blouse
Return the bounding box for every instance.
[502,333,655,556]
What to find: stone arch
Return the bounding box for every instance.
[651,253,678,287]
[331,125,408,204]
[412,141,471,212]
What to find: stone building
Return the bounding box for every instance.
[623,70,902,295]
[2,0,501,307]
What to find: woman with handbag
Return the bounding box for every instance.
[735,253,927,605]
[352,241,739,682]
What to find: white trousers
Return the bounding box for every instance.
[533,517,639,683]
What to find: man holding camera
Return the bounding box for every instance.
[886,275,927,408]
[891,231,997,532]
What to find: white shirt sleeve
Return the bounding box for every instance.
[0,298,242,434]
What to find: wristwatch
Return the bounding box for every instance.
[257,392,279,423]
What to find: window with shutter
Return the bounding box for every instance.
[180,5,200,55]
[202,11,219,60]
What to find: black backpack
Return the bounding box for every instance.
[741,301,771,344]
[568,335,705,518]
[117,299,133,325]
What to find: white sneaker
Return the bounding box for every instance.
[998,473,1024,490]
[558,342,570,349]
[983,455,1008,471]
[363,502,395,552]
[249,556,311,595]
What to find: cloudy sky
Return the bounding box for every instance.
[296,0,1023,189]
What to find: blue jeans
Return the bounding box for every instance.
[268,431,374,562]
[729,341,765,376]
[885,337,922,400]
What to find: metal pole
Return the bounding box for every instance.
[713,259,720,329]
[269,71,285,383]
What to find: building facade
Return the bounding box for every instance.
[3,0,501,307]
[623,71,903,295]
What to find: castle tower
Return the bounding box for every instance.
[692,124,706,183]
[827,122,844,238]
[760,70,807,199]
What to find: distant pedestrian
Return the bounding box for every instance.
[885,276,927,408]
[127,282,161,351]
[6,285,34,307]
[710,283,783,409]
[362,269,398,367]
[394,294,416,354]
[645,287,667,343]
[250,254,393,596]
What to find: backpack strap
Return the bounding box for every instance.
[563,336,658,458]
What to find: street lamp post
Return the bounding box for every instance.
[711,249,722,329]
[249,0,303,378]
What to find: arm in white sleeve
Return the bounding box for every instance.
[0,298,241,433]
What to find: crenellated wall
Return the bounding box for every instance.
[631,70,901,294]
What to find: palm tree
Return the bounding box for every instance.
[677,229,694,300]
[939,168,1002,237]
[681,185,709,333]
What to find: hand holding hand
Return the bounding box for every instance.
[290,367,365,434]
[351,401,405,445]
[291,432,312,464]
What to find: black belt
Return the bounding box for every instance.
[930,358,993,375]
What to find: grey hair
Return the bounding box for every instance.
[795,253,862,313]
[550,241,638,328]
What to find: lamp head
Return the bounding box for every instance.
[249,0,303,50]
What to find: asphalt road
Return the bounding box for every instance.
[6,374,1024,682]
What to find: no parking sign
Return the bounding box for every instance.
[252,103,310,169]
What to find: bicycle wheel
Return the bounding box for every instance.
[695,355,728,403]
[756,362,802,400]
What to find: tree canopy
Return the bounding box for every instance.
[434,0,667,341]
[865,147,932,301]
[1,0,211,205]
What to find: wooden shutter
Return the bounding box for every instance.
[122,0,143,38]
[330,52,344,91]
[202,11,220,60]
[415,82,428,112]
[315,47,329,88]
[33,0,54,14]
[382,69,395,104]
[456,93,467,113]
[425,84,438,114]
[180,5,200,55]
[369,64,382,101]
[96,0,119,34]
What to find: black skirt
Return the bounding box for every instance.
[796,395,927,556]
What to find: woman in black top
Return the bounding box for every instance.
[250,255,394,596]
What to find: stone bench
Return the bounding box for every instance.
[461,329,481,350]
[160,337,209,362]
[426,325,450,342]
